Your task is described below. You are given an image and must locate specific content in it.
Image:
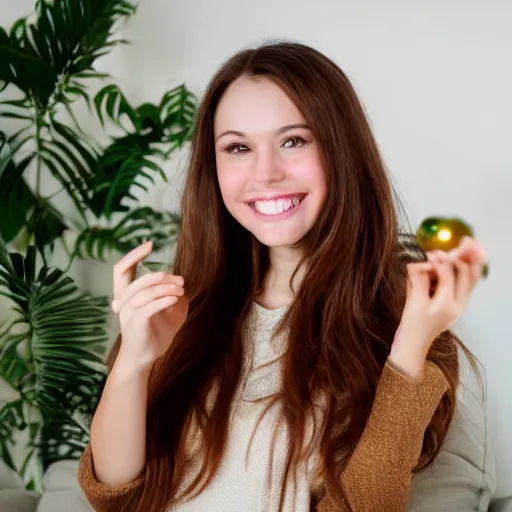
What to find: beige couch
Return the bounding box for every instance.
[1,401,510,512]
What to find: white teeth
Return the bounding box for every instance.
[252,196,302,215]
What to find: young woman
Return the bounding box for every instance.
[78,42,487,512]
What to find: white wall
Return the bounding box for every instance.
[109,0,512,496]
[1,0,511,497]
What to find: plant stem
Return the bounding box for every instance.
[35,112,42,200]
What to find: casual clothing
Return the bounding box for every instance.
[78,303,449,511]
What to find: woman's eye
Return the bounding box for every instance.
[282,136,306,149]
[226,144,249,155]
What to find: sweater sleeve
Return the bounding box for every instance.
[315,360,449,512]
[77,443,145,511]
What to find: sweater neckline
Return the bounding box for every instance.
[251,301,289,317]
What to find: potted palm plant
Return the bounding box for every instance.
[0,0,196,491]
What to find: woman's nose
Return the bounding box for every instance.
[252,149,285,184]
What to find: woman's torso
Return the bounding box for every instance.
[170,303,321,512]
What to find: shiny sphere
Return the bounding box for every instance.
[416,217,488,278]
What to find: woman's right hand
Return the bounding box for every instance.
[111,240,189,372]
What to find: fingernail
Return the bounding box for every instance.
[111,299,119,312]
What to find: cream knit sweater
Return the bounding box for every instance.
[170,302,317,511]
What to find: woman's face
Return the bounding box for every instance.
[214,76,327,248]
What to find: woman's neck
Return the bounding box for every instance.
[256,246,304,310]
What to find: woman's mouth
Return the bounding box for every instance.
[246,194,307,217]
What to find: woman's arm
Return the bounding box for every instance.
[78,241,188,511]
[78,444,145,512]
[315,359,448,512]
[317,239,486,511]
[77,356,150,511]
[90,358,151,485]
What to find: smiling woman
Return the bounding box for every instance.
[77,41,486,512]
[214,78,325,250]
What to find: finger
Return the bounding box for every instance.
[426,250,445,263]
[112,271,185,312]
[422,253,443,293]
[452,258,472,303]
[453,237,487,266]
[408,261,434,272]
[113,241,153,300]
[426,251,443,286]
[455,236,474,253]
[117,283,183,315]
[406,262,432,298]
[139,296,178,320]
[453,238,487,282]
[431,254,456,304]
[471,262,484,283]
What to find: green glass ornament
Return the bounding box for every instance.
[416,217,488,278]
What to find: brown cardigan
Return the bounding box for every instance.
[78,360,448,512]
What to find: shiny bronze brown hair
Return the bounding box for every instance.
[110,42,476,511]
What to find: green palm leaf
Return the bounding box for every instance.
[0,132,69,248]
[0,0,136,110]
[73,207,181,261]
[0,399,26,471]
[0,0,193,493]
[159,84,197,149]
[0,238,108,487]
[87,84,197,219]
[0,132,36,243]
[0,27,55,107]
[95,84,140,132]
[38,413,92,469]
[0,0,137,250]
[88,134,167,218]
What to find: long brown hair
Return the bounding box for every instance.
[112,42,474,511]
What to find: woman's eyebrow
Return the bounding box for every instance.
[215,123,311,143]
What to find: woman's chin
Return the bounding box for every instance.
[252,229,306,249]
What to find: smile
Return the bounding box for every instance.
[246,194,307,217]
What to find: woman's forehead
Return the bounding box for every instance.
[213,76,306,137]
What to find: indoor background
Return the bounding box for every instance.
[1,0,511,504]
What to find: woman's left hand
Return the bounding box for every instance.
[389,236,487,380]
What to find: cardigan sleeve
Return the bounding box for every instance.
[315,360,449,512]
[77,443,144,511]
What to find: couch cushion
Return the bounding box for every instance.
[0,489,40,512]
[36,460,92,512]
[0,460,24,491]
[408,396,496,511]
[491,498,512,512]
